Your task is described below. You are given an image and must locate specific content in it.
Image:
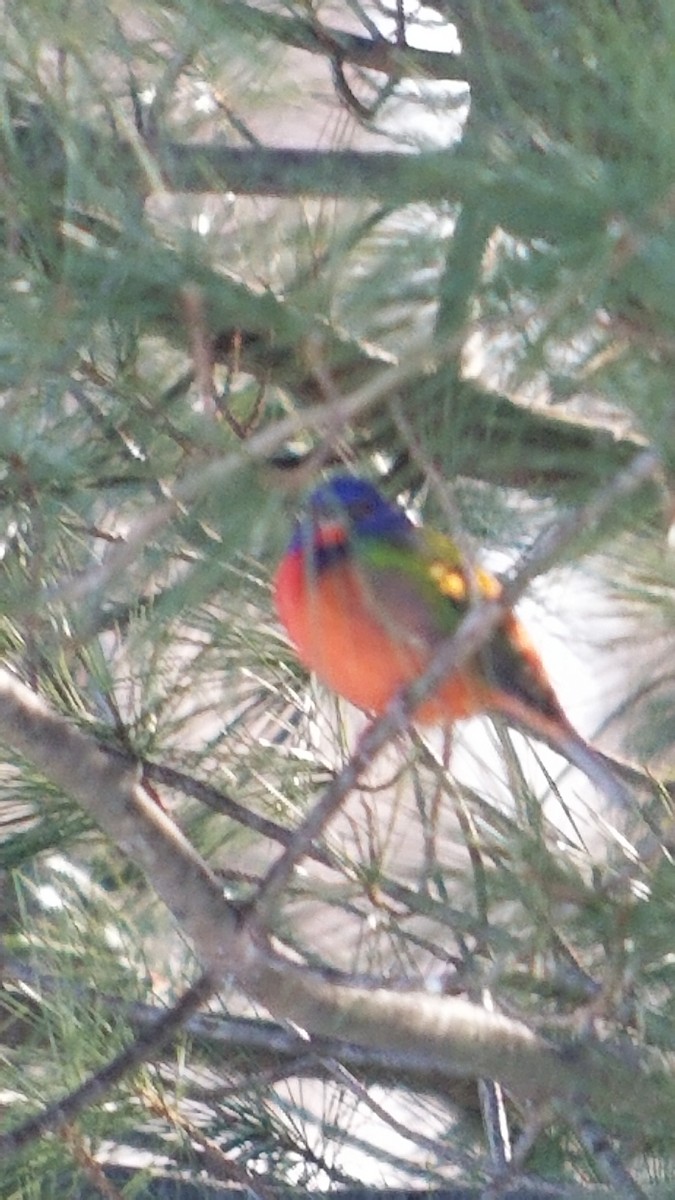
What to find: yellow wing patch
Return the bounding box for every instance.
[429,562,467,601]
[428,560,502,604]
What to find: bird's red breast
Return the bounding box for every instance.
[274,533,490,722]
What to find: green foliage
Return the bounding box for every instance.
[2,0,675,1195]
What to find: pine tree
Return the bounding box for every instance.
[2,2,675,1195]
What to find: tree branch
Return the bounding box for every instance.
[0,523,673,1131]
[12,99,607,240]
[1,957,481,1112]
[45,224,651,500]
[199,1,465,83]
[0,972,217,1155]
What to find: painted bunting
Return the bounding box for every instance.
[274,475,631,808]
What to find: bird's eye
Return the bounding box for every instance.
[347,499,375,519]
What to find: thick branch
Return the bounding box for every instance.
[42,225,646,499]
[6,105,649,500]
[199,1,465,82]
[0,671,673,1127]
[12,101,608,240]
[1,959,480,1110]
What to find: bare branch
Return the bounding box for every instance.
[0,972,217,1156]
[205,1,465,82]
[573,1115,649,1199]
[0,665,672,1122]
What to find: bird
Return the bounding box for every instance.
[274,474,633,809]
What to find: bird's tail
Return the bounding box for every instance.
[548,727,635,812]
[498,699,660,813]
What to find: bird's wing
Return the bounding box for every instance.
[355,527,494,646]
[358,528,566,725]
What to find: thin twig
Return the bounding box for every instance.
[60,1125,126,1200]
[180,284,216,413]
[324,1058,476,1173]
[47,336,433,609]
[145,1086,278,1200]
[0,971,218,1156]
[504,448,662,597]
[128,756,478,935]
[574,1114,649,1199]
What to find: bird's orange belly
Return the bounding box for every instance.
[274,554,486,723]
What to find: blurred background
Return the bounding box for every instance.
[2,0,675,1195]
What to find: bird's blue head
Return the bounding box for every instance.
[288,475,414,559]
[309,476,413,538]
